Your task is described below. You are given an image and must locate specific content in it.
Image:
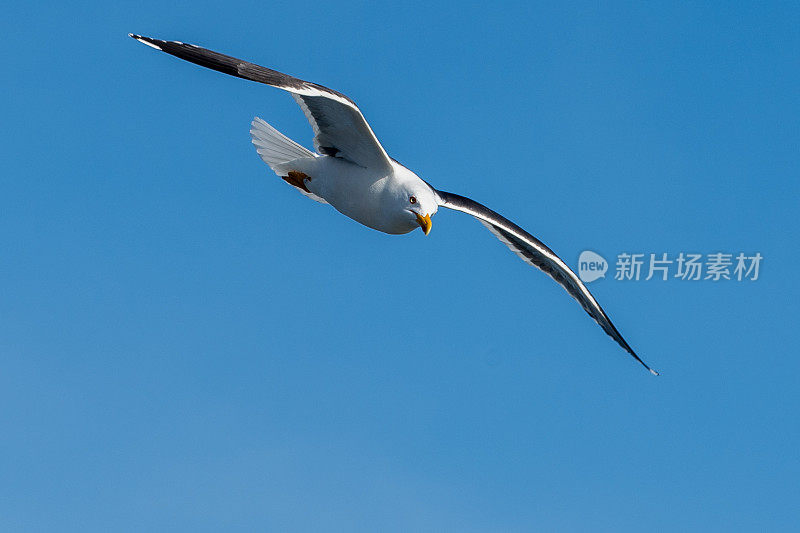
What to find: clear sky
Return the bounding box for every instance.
[2,1,798,531]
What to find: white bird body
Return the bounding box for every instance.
[130,34,658,375]
[272,154,437,235]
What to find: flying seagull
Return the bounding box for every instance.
[129,34,658,375]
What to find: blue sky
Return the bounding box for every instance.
[2,1,798,531]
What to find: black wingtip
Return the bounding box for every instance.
[630,350,658,376]
[129,34,164,50]
[636,356,659,376]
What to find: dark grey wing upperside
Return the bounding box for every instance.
[129,34,392,171]
[435,190,657,375]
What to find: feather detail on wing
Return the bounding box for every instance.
[130,34,393,171]
[436,190,658,375]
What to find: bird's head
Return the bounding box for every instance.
[384,162,439,235]
[397,181,438,235]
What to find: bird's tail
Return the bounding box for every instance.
[250,117,314,172]
[249,117,327,204]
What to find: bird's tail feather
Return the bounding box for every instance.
[249,117,328,204]
[250,117,314,171]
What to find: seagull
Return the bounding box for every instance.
[130,34,658,375]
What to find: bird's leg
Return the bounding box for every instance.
[282,171,311,193]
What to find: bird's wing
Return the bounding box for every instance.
[435,190,657,375]
[130,34,393,172]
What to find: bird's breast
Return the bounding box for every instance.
[305,157,413,234]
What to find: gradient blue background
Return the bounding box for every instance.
[2,2,798,531]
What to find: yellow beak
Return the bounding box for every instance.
[415,213,432,235]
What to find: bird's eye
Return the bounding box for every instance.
[409,196,417,204]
